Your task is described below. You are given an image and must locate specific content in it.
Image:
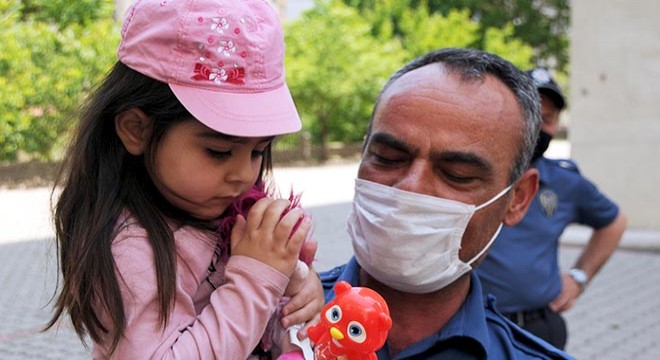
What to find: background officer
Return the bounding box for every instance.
[476,67,628,350]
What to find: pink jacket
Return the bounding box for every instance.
[92,214,289,359]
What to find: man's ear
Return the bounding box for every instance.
[115,108,152,155]
[503,168,539,226]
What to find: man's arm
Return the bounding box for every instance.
[549,211,627,312]
[573,211,627,280]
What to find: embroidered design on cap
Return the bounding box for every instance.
[211,17,229,33]
[190,13,248,86]
[192,63,245,85]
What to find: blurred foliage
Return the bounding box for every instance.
[482,24,535,69]
[284,0,534,156]
[0,0,119,161]
[396,8,479,55]
[284,1,405,159]
[20,0,115,27]
[1,0,539,162]
[343,0,569,72]
[357,0,534,67]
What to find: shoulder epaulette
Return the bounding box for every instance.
[547,158,580,173]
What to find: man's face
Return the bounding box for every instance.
[540,93,561,136]
[358,63,524,262]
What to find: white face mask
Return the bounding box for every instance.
[348,178,512,294]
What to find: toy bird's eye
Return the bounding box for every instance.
[325,305,342,324]
[347,321,367,343]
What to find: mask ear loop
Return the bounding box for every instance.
[475,184,513,211]
[467,184,513,266]
[467,223,504,266]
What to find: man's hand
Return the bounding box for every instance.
[549,272,581,312]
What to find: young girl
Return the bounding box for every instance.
[46,0,323,358]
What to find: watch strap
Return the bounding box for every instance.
[569,268,589,292]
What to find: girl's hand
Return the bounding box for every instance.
[230,198,311,277]
[281,240,325,340]
[281,267,323,340]
[282,238,318,296]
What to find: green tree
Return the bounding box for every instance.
[481,24,535,69]
[362,0,479,57]
[284,0,405,160]
[343,0,534,67]
[0,0,119,161]
[343,0,569,72]
[431,0,569,71]
[20,0,113,27]
[284,0,534,158]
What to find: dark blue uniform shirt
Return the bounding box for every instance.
[476,157,619,312]
[320,257,574,359]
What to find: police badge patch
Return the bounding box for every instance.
[538,188,558,217]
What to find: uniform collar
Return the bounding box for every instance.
[420,272,490,359]
[533,156,552,186]
[332,258,489,359]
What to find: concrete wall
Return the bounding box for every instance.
[571,1,660,230]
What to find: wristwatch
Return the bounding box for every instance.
[569,268,589,292]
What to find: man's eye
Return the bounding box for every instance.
[444,172,477,184]
[370,151,403,166]
[207,149,230,159]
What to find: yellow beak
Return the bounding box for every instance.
[330,326,344,340]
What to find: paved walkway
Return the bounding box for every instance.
[1,150,659,359]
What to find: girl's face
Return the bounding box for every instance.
[151,119,272,220]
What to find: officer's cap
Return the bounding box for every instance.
[527,67,566,110]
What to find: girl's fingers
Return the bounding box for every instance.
[296,313,321,340]
[229,214,247,251]
[243,197,271,231]
[299,239,318,266]
[281,215,311,251]
[231,196,312,275]
[281,301,317,329]
[284,261,309,297]
[281,265,323,327]
[276,207,304,229]
[257,198,292,231]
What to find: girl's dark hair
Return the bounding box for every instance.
[45,61,273,352]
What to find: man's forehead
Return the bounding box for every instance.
[383,63,452,96]
[378,69,519,124]
[371,65,523,179]
[380,65,510,112]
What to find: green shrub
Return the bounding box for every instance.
[0,0,119,161]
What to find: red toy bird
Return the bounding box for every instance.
[308,281,392,360]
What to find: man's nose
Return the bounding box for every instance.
[394,160,436,197]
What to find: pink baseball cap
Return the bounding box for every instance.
[118,0,301,137]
